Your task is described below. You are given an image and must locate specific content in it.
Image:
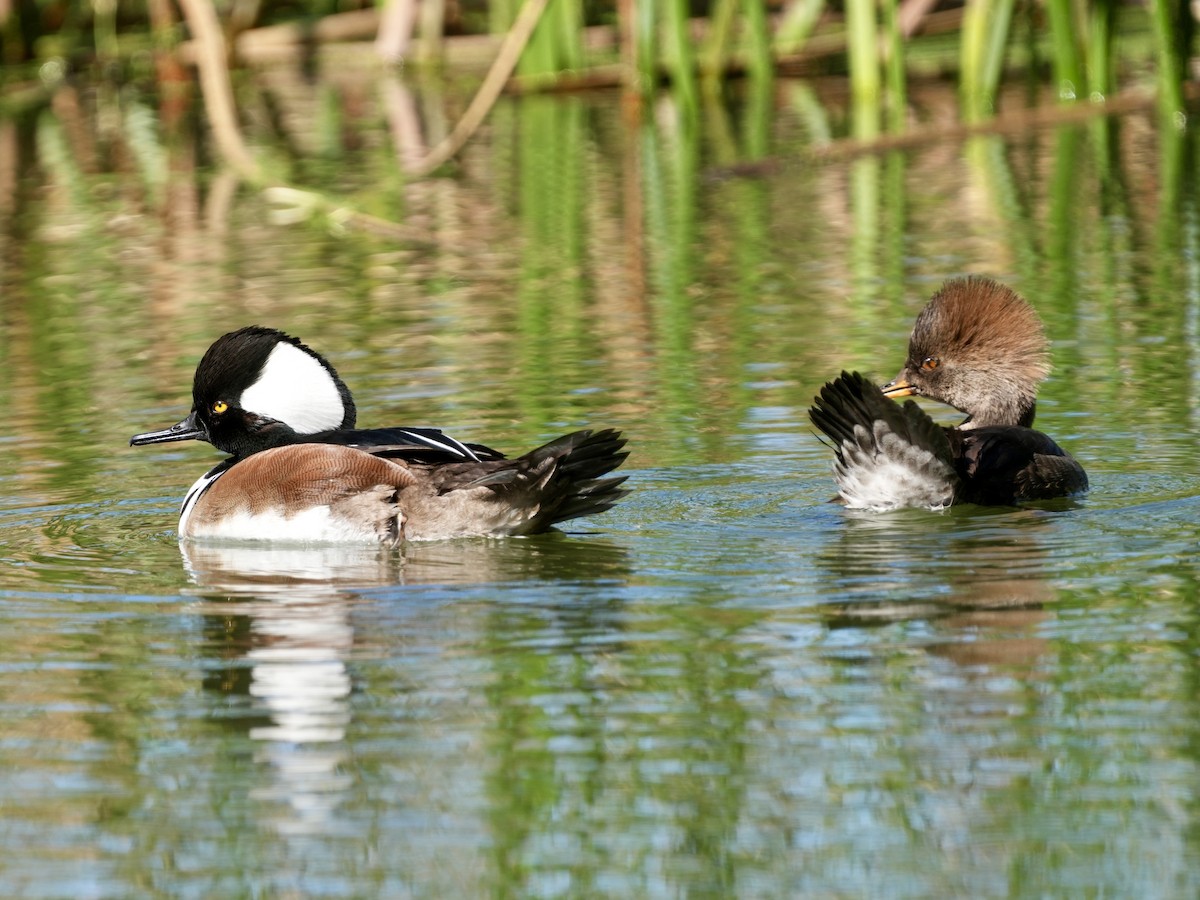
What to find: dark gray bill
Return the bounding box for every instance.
[130,412,205,446]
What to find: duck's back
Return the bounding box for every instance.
[950,426,1088,505]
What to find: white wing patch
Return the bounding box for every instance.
[835,422,958,512]
[239,341,347,434]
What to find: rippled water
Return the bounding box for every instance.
[2,75,1200,895]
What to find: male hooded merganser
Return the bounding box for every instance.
[131,327,629,543]
[808,276,1087,510]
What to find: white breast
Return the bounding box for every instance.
[185,505,390,543]
[178,466,227,536]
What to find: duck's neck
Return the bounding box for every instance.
[960,398,1037,430]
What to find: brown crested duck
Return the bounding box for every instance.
[809,276,1088,510]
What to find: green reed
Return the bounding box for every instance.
[632,1,653,89]
[741,0,772,81]
[879,0,906,133]
[1,0,1193,181]
[1148,0,1191,122]
[844,0,880,138]
[959,0,1015,122]
[774,0,824,57]
[513,0,582,77]
[1085,0,1116,98]
[1045,0,1083,99]
[662,0,699,113]
[700,0,738,79]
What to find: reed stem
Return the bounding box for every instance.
[845,0,880,138]
[1045,0,1083,100]
[700,0,737,77]
[774,0,825,56]
[1084,0,1116,99]
[635,0,657,90]
[663,0,698,114]
[880,0,906,133]
[960,0,1014,123]
[1148,0,1189,123]
[742,0,772,82]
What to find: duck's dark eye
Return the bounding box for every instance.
[212,400,229,415]
[921,357,940,371]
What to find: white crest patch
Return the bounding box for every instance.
[239,342,346,434]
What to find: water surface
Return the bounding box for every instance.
[1,74,1199,896]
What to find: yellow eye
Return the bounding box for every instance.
[212,400,229,414]
[921,357,940,371]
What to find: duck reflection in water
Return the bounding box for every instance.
[191,551,360,837]
[181,531,632,592]
[818,506,1055,607]
[816,507,1055,673]
[809,277,1088,511]
[186,534,632,836]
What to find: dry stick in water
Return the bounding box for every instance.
[175,0,261,181]
[375,0,417,64]
[712,82,1200,180]
[177,0,439,240]
[407,0,550,177]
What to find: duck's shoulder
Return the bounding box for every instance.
[231,443,417,495]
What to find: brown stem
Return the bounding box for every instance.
[175,0,260,181]
[408,0,550,177]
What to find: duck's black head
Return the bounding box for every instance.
[882,277,1051,428]
[130,327,357,458]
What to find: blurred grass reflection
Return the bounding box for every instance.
[481,595,765,897]
[515,96,589,427]
[0,75,1196,482]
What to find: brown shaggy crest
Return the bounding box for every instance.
[908,276,1050,390]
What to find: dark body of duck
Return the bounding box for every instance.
[809,277,1087,511]
[131,327,629,543]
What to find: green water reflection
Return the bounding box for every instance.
[0,73,1199,895]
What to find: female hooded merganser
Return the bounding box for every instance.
[131,327,629,543]
[808,276,1087,510]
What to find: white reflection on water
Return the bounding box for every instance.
[245,599,355,836]
[182,543,379,836]
[241,594,355,746]
[181,542,401,591]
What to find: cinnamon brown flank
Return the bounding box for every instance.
[184,444,418,543]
